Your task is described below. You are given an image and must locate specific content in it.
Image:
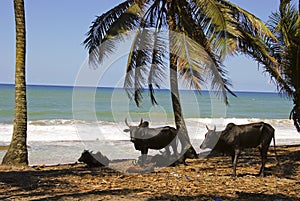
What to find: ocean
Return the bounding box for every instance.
[1,84,300,166]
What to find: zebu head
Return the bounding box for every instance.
[123,118,149,142]
[200,125,220,149]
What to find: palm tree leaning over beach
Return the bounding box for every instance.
[265,0,300,132]
[83,0,277,158]
[2,0,28,165]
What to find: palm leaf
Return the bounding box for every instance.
[83,1,141,66]
[173,1,235,104]
[193,0,241,59]
[148,31,168,105]
[265,2,300,97]
[221,0,276,40]
[170,31,232,104]
[125,1,169,106]
[124,27,157,106]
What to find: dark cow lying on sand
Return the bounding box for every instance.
[200,122,279,178]
[124,118,178,166]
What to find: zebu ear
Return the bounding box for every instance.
[123,129,130,132]
[140,121,149,127]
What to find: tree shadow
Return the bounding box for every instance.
[147,192,297,201]
[0,163,121,199]
[0,162,151,201]
[1,145,299,200]
[273,145,300,178]
[22,188,144,201]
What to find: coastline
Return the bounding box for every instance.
[1,141,300,166]
[1,116,300,166]
[0,146,8,151]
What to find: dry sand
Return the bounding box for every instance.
[0,145,300,200]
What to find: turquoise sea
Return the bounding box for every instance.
[0,84,293,122]
[1,84,300,166]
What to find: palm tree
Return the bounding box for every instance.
[83,0,277,157]
[2,0,28,165]
[265,0,300,132]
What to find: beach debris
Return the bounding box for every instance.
[126,165,154,173]
[248,160,254,165]
[78,150,109,167]
[205,178,211,181]
[34,164,46,170]
[170,172,179,177]
[184,175,194,181]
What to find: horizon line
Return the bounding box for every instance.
[0,82,278,94]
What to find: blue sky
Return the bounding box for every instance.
[0,0,295,92]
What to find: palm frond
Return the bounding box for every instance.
[83,0,142,66]
[170,31,232,104]
[265,2,300,97]
[124,27,158,106]
[194,0,277,63]
[148,31,168,105]
[173,1,235,103]
[193,0,242,59]
[124,1,169,106]
[124,28,144,104]
[221,0,276,40]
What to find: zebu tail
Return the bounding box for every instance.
[265,123,279,165]
[272,131,280,165]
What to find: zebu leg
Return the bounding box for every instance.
[170,137,178,156]
[164,146,171,157]
[232,149,240,179]
[259,145,269,177]
[140,148,148,167]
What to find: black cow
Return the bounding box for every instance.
[124,118,178,166]
[78,150,109,167]
[200,122,278,178]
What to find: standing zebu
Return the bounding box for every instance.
[200,122,279,178]
[124,118,178,166]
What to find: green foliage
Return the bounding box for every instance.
[266,1,300,132]
[83,0,277,106]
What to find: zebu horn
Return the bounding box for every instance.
[213,125,216,131]
[125,118,130,127]
[139,118,143,126]
[206,125,210,130]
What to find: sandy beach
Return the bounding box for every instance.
[2,0,300,200]
[0,144,299,201]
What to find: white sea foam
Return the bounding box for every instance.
[1,118,300,165]
[0,118,300,144]
[186,118,300,144]
[0,118,299,144]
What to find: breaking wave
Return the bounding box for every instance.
[1,118,299,144]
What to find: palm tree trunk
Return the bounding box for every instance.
[2,0,28,166]
[167,6,196,158]
[169,53,191,148]
[169,53,197,160]
[293,0,300,132]
[291,92,300,133]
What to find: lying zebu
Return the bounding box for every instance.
[200,122,279,178]
[123,118,178,166]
